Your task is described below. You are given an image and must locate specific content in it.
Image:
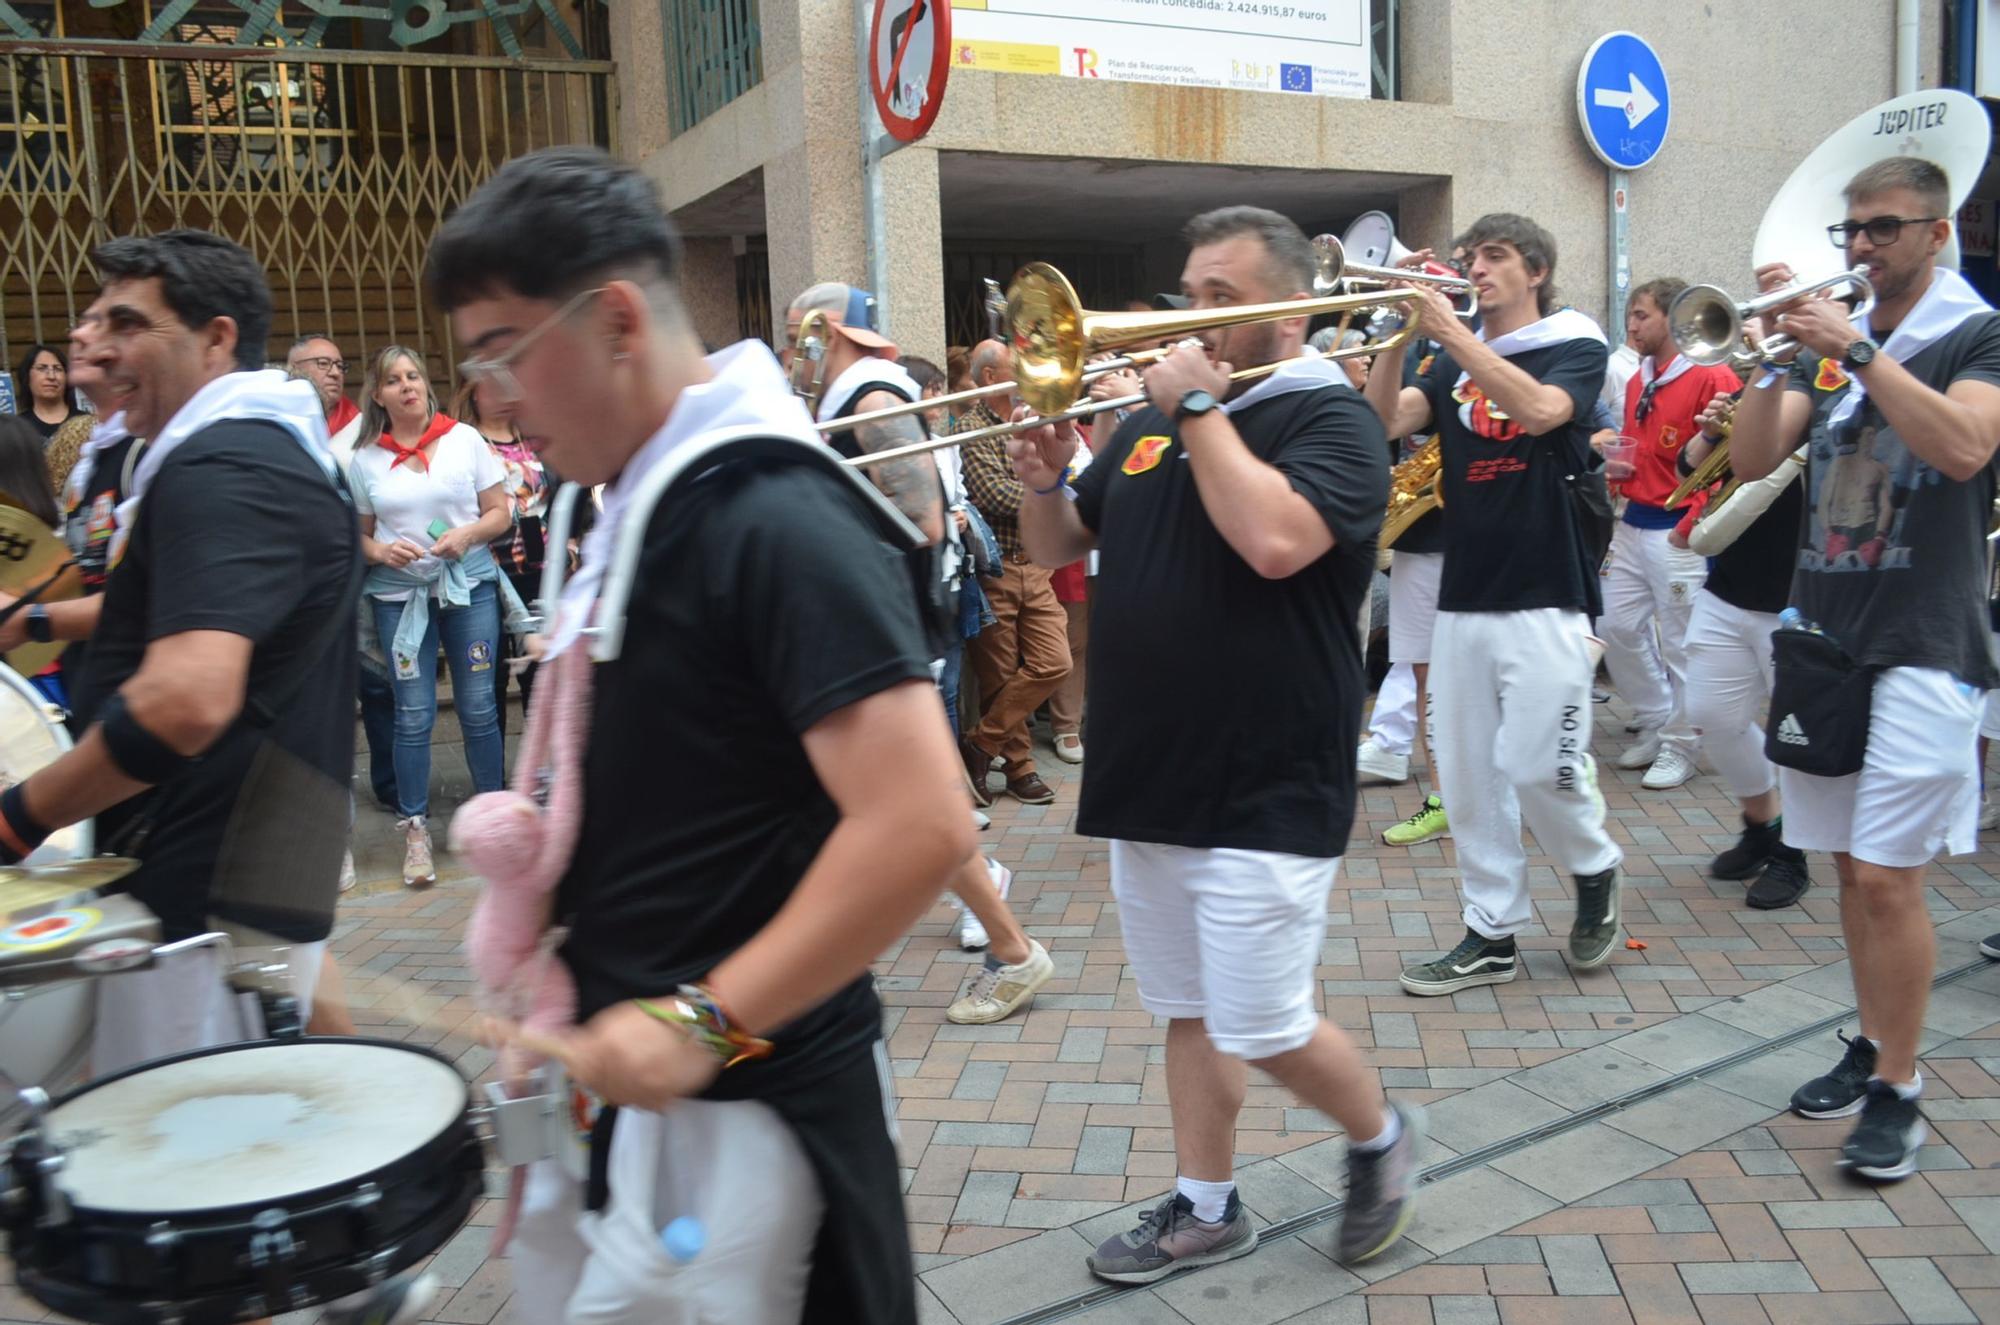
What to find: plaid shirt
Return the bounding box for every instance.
[952,399,1025,559]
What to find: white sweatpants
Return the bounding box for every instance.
[1430,609,1623,938]
[1598,521,1707,747]
[1681,590,1780,802]
[510,1097,827,1325]
[1368,662,1419,757]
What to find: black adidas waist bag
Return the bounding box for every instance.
[1764,625,1876,779]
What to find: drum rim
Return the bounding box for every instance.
[37,1035,473,1217]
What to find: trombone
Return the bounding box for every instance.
[833,263,1425,471]
[1669,264,1874,368]
[1310,234,1478,319]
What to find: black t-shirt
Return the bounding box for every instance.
[72,422,360,942]
[1416,336,1609,615]
[1786,318,2000,687]
[66,435,140,594]
[1070,380,1388,858]
[22,410,67,442]
[555,460,933,1099]
[1704,477,1804,616]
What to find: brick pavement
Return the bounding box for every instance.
[6,692,2000,1324]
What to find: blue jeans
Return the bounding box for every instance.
[357,663,398,808]
[370,580,505,819]
[938,639,966,740]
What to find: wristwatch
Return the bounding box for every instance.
[1175,388,1219,421]
[1841,340,1877,372]
[24,604,51,645]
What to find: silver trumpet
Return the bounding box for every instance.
[1670,264,1874,368]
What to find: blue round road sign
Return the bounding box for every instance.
[1576,32,1671,170]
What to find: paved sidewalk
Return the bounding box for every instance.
[5,691,2000,1324]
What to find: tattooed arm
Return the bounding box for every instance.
[849,388,946,546]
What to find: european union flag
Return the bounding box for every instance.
[1280,63,1313,92]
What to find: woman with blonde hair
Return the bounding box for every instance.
[347,346,511,887]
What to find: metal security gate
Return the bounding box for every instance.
[0,40,614,376]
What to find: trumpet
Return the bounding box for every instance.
[1669,265,1874,368]
[1310,235,1477,318]
[829,263,1426,472]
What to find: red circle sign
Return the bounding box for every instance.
[870,0,951,143]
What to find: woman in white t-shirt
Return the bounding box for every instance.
[346,346,511,888]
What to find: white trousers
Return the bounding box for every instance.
[510,1097,827,1325]
[1598,521,1707,747]
[1109,841,1337,1059]
[1781,667,1983,869]
[1368,662,1419,757]
[1431,609,1623,938]
[1681,590,1780,802]
[1387,550,1444,664]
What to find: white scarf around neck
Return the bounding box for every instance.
[1223,345,1353,414]
[1827,267,1995,430]
[545,340,825,660]
[1455,307,1607,392]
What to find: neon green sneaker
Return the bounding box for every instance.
[1382,794,1449,847]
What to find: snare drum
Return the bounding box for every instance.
[4,1038,485,1324]
[0,665,98,1105]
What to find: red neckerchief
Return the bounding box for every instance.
[378,412,455,471]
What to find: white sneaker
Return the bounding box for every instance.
[398,815,435,890]
[948,940,1054,1024]
[957,900,990,951]
[1617,730,1663,770]
[1982,796,1999,831]
[1356,737,1410,785]
[1641,744,1696,790]
[971,806,991,831]
[339,849,357,893]
[1053,733,1084,764]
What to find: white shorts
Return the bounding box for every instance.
[91,937,325,1080]
[1780,667,1983,868]
[1388,551,1444,665]
[1108,840,1335,1059]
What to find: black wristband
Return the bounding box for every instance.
[99,692,198,785]
[0,784,51,866]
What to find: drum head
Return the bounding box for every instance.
[0,666,89,864]
[48,1040,469,1213]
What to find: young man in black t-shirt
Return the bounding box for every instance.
[430,148,972,1324]
[1731,156,2000,1182]
[1363,213,1626,999]
[1014,206,1419,1280]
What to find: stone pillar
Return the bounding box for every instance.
[761,0,870,323]
[678,237,741,350]
[880,144,946,366]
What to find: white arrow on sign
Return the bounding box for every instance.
[1593,72,1661,130]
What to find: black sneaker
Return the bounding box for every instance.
[1085,1190,1258,1284]
[323,1272,438,1325]
[1568,866,1622,969]
[1335,1102,1423,1263]
[1840,1079,1926,1181]
[1711,815,1782,880]
[1399,929,1517,997]
[1980,934,2000,960]
[1791,1031,1878,1119]
[1746,846,1811,910]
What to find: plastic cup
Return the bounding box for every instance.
[1600,434,1639,483]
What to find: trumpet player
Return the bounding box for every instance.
[1601,278,1742,790]
[1671,385,1812,909]
[1731,156,2000,1182]
[1362,213,1625,998]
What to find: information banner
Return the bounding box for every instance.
[949,0,1371,100]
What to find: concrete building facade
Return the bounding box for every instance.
[611,1,1954,366]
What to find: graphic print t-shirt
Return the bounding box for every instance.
[1416,335,1609,615]
[1786,320,2000,688]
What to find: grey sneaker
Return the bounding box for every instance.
[1568,865,1622,968]
[1086,1190,1258,1285]
[1399,928,1517,997]
[1335,1103,1423,1263]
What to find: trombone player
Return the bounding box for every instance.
[1010,206,1419,1280]
[1730,156,2000,1181]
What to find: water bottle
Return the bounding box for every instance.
[1778,608,1816,634]
[659,1216,706,1263]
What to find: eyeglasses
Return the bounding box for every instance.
[458,286,605,402]
[29,362,64,375]
[1827,215,1943,247]
[293,356,346,375]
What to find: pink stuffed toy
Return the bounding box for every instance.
[449,642,591,1252]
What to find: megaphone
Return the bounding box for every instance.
[1334,212,1475,319]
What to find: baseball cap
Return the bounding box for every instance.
[1151,293,1191,311]
[789,281,897,355]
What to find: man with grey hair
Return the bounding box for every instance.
[285,331,358,435]
[1013,204,1418,1280]
[1731,154,2000,1181]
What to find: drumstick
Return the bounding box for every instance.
[344,965,580,1074]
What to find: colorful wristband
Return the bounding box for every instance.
[633,983,774,1069]
[0,784,52,866]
